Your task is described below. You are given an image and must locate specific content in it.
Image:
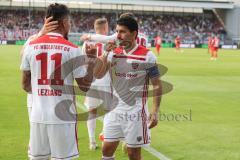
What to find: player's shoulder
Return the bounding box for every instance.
[29,34,78,48]
[132,45,149,56]
[113,47,124,54]
[146,51,157,64]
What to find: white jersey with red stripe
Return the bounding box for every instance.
[20,32,86,124]
[107,44,157,113]
[90,31,148,47]
[136,32,148,47]
[82,41,110,86]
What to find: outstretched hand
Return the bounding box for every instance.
[104,41,117,52]
[85,44,97,58]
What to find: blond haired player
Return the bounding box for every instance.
[82,18,112,150]
[81,12,148,48]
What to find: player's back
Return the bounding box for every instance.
[137,32,148,47]
[22,33,85,124]
[82,41,111,87]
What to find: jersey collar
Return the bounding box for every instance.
[46,32,64,37]
[123,44,138,55]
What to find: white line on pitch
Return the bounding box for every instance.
[76,102,171,160]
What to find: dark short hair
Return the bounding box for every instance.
[117,16,138,34]
[46,3,70,22]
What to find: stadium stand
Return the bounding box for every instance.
[0,9,228,44]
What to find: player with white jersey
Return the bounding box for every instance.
[20,17,59,121]
[81,12,148,48]
[136,31,148,47]
[82,18,112,150]
[20,4,96,160]
[93,16,162,160]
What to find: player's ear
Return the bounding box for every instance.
[133,31,138,39]
[61,19,69,33]
[63,18,71,30]
[58,19,64,29]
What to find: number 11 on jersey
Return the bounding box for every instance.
[36,52,64,86]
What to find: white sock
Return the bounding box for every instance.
[87,114,96,143]
[102,156,115,160]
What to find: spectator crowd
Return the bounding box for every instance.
[0,9,227,44]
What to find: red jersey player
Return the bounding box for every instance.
[208,36,213,54]
[210,36,220,60]
[175,35,181,53]
[154,35,162,55]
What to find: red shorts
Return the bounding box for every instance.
[156,45,161,50]
[176,44,180,49]
[213,47,218,52]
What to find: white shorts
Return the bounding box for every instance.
[103,108,151,148]
[29,123,79,160]
[84,86,112,110]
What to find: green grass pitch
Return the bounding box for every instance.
[0,45,239,160]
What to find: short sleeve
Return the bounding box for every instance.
[107,52,114,63]
[20,45,30,71]
[147,51,157,64]
[81,42,87,55]
[72,48,87,78]
[146,51,160,78]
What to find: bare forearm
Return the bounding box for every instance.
[22,78,32,93]
[90,34,116,43]
[22,71,32,93]
[152,80,162,113]
[93,56,109,79]
[149,76,162,129]
[23,84,32,93]
[78,62,94,92]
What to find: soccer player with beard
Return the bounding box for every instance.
[93,16,162,160]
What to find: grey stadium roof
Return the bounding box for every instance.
[88,0,234,9]
[0,0,235,11]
